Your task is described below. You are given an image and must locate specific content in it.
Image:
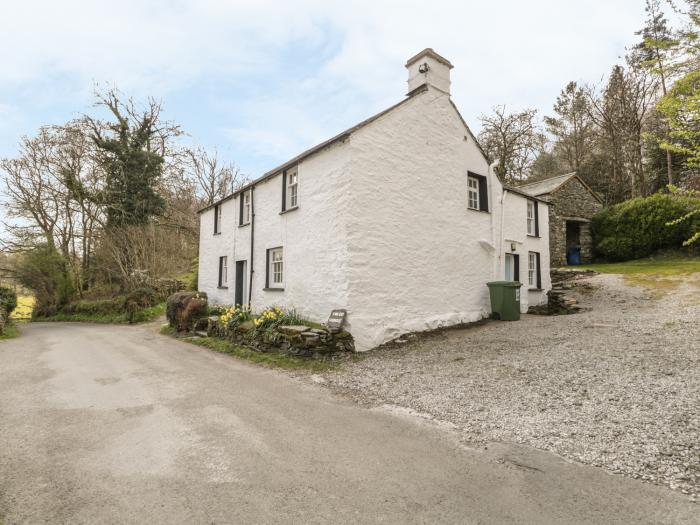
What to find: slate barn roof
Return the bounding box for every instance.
[517,172,578,196]
[518,172,603,203]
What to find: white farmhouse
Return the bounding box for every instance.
[198,49,551,351]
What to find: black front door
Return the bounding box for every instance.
[235,260,246,306]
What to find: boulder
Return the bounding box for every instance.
[166,291,208,332]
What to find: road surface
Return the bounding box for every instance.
[0,323,695,524]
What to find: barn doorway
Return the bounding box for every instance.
[566,221,582,265]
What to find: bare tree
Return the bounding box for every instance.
[478,106,544,183]
[185,147,243,206]
[587,65,657,200]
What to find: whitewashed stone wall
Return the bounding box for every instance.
[199,139,352,326]
[198,84,551,351]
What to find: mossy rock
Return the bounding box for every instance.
[236,320,255,333]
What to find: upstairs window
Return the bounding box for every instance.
[527,200,539,236]
[467,172,489,212]
[266,247,284,289]
[468,176,479,210]
[282,167,299,212]
[214,204,222,234]
[239,190,251,225]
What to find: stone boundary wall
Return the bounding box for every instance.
[207,317,355,357]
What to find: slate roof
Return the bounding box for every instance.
[517,172,578,196]
[198,85,431,214]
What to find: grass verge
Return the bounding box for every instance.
[37,303,166,324]
[0,322,21,340]
[160,325,337,372]
[576,256,700,295]
[576,257,700,276]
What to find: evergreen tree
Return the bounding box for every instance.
[543,81,596,174]
[631,0,679,184]
[88,91,168,228]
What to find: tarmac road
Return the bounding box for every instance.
[0,322,695,524]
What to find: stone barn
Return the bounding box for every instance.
[519,173,603,267]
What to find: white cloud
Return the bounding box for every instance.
[0,0,674,174]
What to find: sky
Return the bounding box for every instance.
[0,0,664,179]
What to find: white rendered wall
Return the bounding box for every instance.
[346,88,499,351]
[198,140,353,325]
[198,197,237,305]
[500,192,551,312]
[198,85,552,351]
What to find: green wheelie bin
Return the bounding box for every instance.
[486,281,522,321]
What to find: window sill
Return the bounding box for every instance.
[217,286,229,290]
[213,232,222,236]
[527,234,540,238]
[263,287,285,292]
[528,287,543,291]
[467,207,489,213]
[279,206,299,215]
[238,222,250,228]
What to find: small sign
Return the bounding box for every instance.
[327,309,347,333]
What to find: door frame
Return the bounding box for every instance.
[235,260,247,306]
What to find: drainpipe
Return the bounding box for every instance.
[499,187,508,279]
[489,159,503,280]
[248,186,255,307]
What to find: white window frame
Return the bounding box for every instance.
[219,256,228,287]
[527,200,535,236]
[242,190,251,225]
[286,169,298,209]
[468,176,480,210]
[269,247,284,288]
[528,251,537,287]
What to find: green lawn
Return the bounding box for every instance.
[0,322,20,340]
[574,256,700,294]
[160,326,337,372]
[575,257,700,276]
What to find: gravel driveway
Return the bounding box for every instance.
[315,273,700,499]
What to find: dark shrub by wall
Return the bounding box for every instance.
[0,287,18,316]
[591,193,700,261]
[14,245,76,317]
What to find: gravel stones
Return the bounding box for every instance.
[316,274,700,499]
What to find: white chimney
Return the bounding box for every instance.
[405,48,453,95]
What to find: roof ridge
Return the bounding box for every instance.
[518,172,576,188]
[198,85,430,214]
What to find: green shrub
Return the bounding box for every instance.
[14,245,76,317]
[0,287,18,316]
[122,288,158,324]
[591,192,700,261]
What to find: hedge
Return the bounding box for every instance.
[591,193,700,261]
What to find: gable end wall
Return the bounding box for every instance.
[548,178,603,266]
